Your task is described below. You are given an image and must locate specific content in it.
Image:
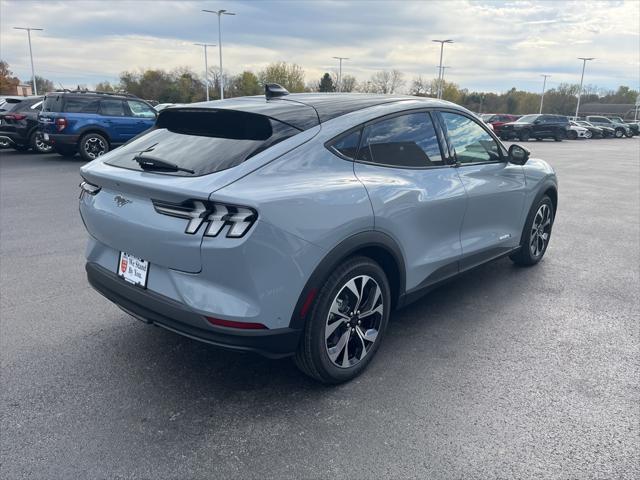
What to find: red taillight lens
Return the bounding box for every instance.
[206,317,267,330]
[55,117,67,131]
[5,114,26,121]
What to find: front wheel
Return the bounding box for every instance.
[294,256,390,384]
[510,196,554,266]
[518,130,530,142]
[614,128,624,138]
[625,131,633,138]
[584,130,593,139]
[79,133,109,161]
[567,130,578,140]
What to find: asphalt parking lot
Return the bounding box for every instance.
[1,138,639,479]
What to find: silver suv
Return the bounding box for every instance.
[80,86,558,383]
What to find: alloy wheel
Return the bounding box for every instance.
[85,137,107,159]
[530,204,552,258]
[34,133,53,153]
[325,275,383,368]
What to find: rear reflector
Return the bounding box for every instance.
[300,288,318,319]
[206,317,267,330]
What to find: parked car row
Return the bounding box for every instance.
[0,90,157,161]
[481,112,638,141]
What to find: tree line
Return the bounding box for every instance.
[1,59,637,116]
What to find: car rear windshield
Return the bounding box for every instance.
[104,108,302,176]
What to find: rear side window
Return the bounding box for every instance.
[100,99,125,116]
[329,130,361,159]
[356,112,444,167]
[64,97,100,113]
[104,109,301,176]
[441,112,501,164]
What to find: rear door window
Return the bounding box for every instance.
[104,109,301,176]
[64,97,100,113]
[100,99,125,116]
[328,129,361,159]
[356,112,444,167]
[42,95,63,112]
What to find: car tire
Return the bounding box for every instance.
[567,130,578,140]
[510,195,554,267]
[625,131,633,138]
[294,256,391,384]
[553,134,563,142]
[29,131,53,154]
[584,130,593,139]
[79,133,109,161]
[518,130,530,142]
[614,128,624,138]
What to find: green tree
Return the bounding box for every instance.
[228,71,262,97]
[258,62,306,92]
[318,73,335,92]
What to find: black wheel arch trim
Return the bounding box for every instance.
[289,230,406,330]
[77,126,112,145]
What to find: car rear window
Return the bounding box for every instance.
[104,108,302,176]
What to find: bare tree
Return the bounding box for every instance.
[367,70,405,94]
[409,76,434,97]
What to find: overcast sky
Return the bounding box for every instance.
[1,0,639,93]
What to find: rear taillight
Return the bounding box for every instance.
[152,199,258,238]
[55,117,67,131]
[79,181,101,196]
[5,114,26,121]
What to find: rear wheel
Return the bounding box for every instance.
[510,195,554,266]
[584,130,593,139]
[567,130,578,140]
[614,128,624,138]
[294,256,390,384]
[79,133,109,161]
[30,131,53,154]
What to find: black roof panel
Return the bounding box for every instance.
[184,93,428,131]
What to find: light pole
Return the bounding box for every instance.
[332,56,349,92]
[575,57,594,119]
[202,8,236,100]
[194,43,216,101]
[436,65,451,98]
[13,27,43,95]
[432,39,453,99]
[539,74,551,114]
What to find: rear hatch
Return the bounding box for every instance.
[80,105,319,273]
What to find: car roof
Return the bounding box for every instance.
[180,93,449,131]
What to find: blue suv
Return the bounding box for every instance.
[79,86,558,383]
[39,91,157,161]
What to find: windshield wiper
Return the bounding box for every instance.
[134,155,195,174]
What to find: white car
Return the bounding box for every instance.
[568,122,591,139]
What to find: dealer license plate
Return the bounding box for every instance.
[117,252,149,288]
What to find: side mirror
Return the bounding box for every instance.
[508,144,530,165]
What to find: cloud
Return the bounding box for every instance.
[1,0,638,92]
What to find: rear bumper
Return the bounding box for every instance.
[43,132,79,146]
[86,262,302,358]
[0,130,28,145]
